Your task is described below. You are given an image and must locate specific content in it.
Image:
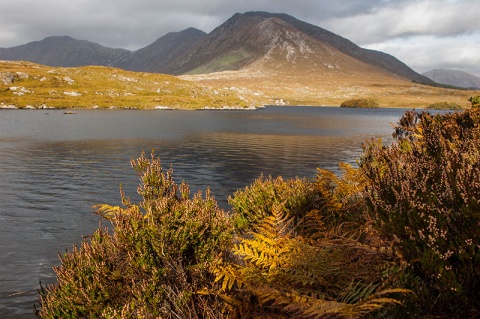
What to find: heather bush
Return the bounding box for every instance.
[35,152,233,319]
[360,109,480,317]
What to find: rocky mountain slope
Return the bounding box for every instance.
[171,12,432,83]
[422,69,480,89]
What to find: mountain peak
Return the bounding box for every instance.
[42,35,75,42]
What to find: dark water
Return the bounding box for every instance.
[0,106,410,317]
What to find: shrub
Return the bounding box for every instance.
[360,109,480,318]
[228,175,320,232]
[469,95,480,108]
[35,152,233,319]
[426,101,462,110]
[340,98,379,108]
[215,167,408,318]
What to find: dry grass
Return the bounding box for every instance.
[181,55,477,109]
[0,60,247,109]
[2,59,476,110]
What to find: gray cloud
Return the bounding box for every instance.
[1,0,478,75]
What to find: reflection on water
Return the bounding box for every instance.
[0,106,409,317]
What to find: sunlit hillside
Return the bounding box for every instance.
[181,57,476,109]
[0,61,248,109]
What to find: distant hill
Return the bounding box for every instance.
[114,28,207,73]
[0,12,432,84]
[0,36,131,67]
[422,69,480,89]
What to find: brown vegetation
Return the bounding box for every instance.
[35,99,480,318]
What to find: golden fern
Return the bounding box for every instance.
[93,204,123,220]
[234,203,295,271]
[284,288,408,319]
[213,202,408,318]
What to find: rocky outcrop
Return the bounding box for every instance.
[0,71,29,85]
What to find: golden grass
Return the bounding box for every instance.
[2,59,476,110]
[0,61,247,109]
[181,56,478,109]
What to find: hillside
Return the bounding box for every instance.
[180,13,473,108]
[422,69,480,89]
[0,61,247,109]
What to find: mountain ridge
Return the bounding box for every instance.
[0,35,131,67]
[115,27,207,73]
[422,69,480,89]
[0,11,432,84]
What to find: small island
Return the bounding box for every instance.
[340,98,379,108]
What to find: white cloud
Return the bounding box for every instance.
[323,0,480,44]
[365,32,480,75]
[0,0,478,75]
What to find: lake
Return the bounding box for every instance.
[0,106,412,317]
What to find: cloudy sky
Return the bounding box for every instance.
[1,0,479,75]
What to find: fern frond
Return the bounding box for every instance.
[254,204,295,239]
[212,263,245,292]
[338,281,379,305]
[93,204,123,220]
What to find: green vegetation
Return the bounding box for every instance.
[340,98,379,108]
[0,61,247,109]
[35,97,480,318]
[469,95,480,108]
[188,50,253,74]
[361,107,480,318]
[425,101,463,110]
[36,153,233,318]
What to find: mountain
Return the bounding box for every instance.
[0,12,431,84]
[0,36,130,67]
[114,28,207,73]
[162,12,432,83]
[170,12,431,83]
[422,69,480,89]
